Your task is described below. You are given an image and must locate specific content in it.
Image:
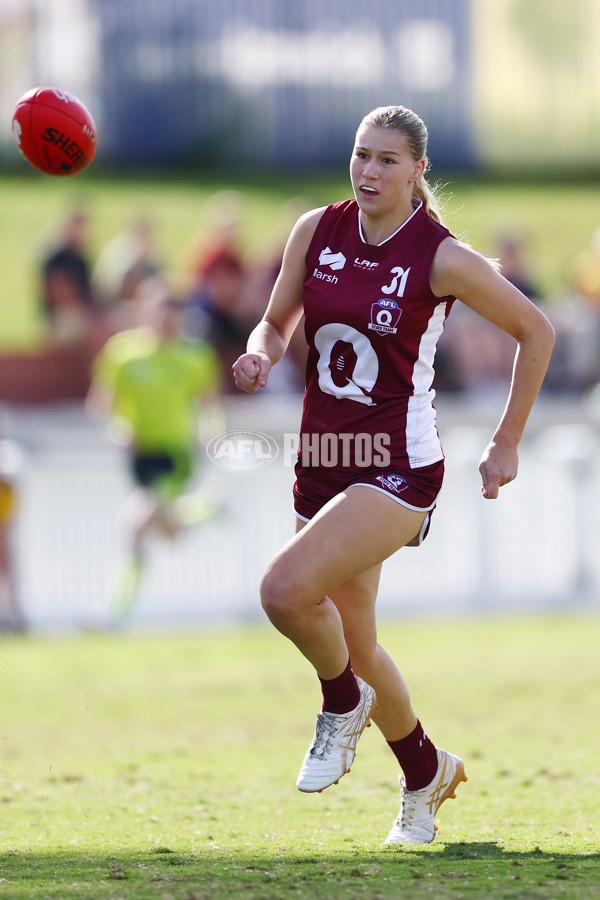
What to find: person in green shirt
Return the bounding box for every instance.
[88,277,223,626]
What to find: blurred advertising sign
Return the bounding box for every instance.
[3,0,598,172]
[93,0,474,168]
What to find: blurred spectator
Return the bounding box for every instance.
[571,226,600,304]
[433,229,543,395]
[39,208,99,351]
[243,197,313,393]
[430,328,466,394]
[87,276,223,628]
[434,302,515,395]
[0,438,24,632]
[540,226,600,394]
[183,191,258,391]
[494,229,542,303]
[0,207,115,404]
[92,216,162,325]
[182,189,245,295]
[187,248,256,388]
[545,304,600,395]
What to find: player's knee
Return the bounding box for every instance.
[260,565,306,630]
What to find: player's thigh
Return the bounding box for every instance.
[296,510,381,643]
[154,504,180,538]
[121,488,159,529]
[272,485,426,603]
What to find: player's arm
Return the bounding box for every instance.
[85,379,113,420]
[86,346,136,447]
[430,237,555,499]
[232,207,325,393]
[86,378,134,447]
[86,339,116,420]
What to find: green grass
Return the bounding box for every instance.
[1,168,599,349]
[0,615,598,898]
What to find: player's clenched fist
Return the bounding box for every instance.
[232,353,272,393]
[478,440,519,500]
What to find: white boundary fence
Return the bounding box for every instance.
[3,394,599,631]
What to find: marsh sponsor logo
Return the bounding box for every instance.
[318,247,346,270]
[312,267,339,284]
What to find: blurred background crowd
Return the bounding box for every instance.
[11,192,311,401]
[29,202,600,396]
[3,193,600,404]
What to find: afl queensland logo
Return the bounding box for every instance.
[368,298,402,336]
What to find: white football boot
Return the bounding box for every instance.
[385,748,467,844]
[296,677,377,793]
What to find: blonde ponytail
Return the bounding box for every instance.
[413,174,444,225]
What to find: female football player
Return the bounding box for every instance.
[232,105,554,844]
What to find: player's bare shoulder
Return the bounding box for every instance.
[430,236,492,299]
[276,206,328,283]
[286,206,328,258]
[263,206,329,331]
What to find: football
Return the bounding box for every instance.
[12,87,97,176]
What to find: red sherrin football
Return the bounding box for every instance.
[12,87,97,176]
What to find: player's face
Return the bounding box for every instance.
[350,125,425,221]
[151,298,184,337]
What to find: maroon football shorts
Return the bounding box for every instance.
[293,458,444,546]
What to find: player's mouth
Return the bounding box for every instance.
[360,185,379,197]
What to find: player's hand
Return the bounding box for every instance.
[478,439,519,499]
[232,353,272,393]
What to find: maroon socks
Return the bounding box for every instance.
[387,720,438,791]
[319,666,437,790]
[319,667,437,790]
[319,658,361,714]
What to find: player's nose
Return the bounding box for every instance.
[362,158,377,178]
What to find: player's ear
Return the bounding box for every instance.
[409,159,426,183]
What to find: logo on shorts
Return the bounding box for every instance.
[368,298,402,335]
[375,473,408,494]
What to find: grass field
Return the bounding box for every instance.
[1,169,600,349]
[1,615,598,899]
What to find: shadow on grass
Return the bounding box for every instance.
[422,841,600,861]
[0,844,599,899]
